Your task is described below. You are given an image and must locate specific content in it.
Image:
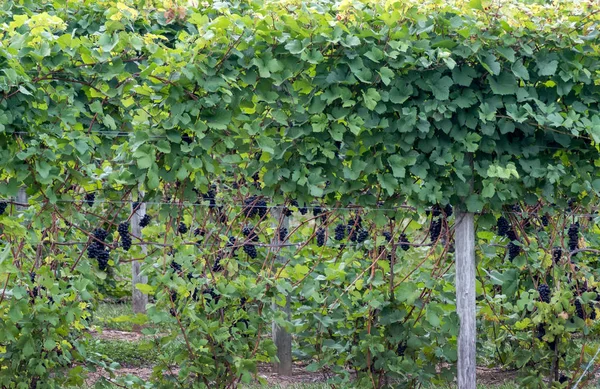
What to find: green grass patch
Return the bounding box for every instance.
[86,338,159,367]
[93,302,148,332]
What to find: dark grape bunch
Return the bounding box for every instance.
[334,223,346,241]
[316,228,326,247]
[0,201,7,216]
[282,203,293,217]
[574,299,584,319]
[203,187,217,208]
[203,288,221,304]
[507,241,520,261]
[431,205,441,217]
[382,232,392,242]
[541,214,549,227]
[536,323,545,341]
[242,225,259,241]
[132,202,140,211]
[552,247,562,263]
[212,255,223,272]
[568,223,579,253]
[396,342,407,357]
[87,228,110,270]
[242,247,257,260]
[243,196,268,218]
[194,227,206,237]
[538,284,551,303]
[227,236,237,257]
[444,204,453,218]
[496,216,510,237]
[139,214,151,228]
[118,222,131,251]
[278,227,288,242]
[347,216,361,242]
[429,218,442,242]
[590,302,597,320]
[242,225,259,258]
[291,199,307,215]
[559,375,568,384]
[357,229,369,243]
[178,222,188,234]
[399,234,410,251]
[506,229,518,242]
[170,260,182,273]
[182,133,193,144]
[84,193,95,207]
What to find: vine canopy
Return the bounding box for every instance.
[1,0,600,210]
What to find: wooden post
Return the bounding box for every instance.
[455,210,476,389]
[16,187,27,211]
[131,201,148,316]
[272,208,292,375]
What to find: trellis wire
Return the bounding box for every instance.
[3,198,600,217]
[571,345,600,389]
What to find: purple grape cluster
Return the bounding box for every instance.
[139,214,151,228]
[316,228,325,247]
[538,284,551,303]
[118,222,131,251]
[84,193,95,207]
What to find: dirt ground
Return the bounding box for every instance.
[86,330,584,387]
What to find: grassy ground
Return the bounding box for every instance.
[93,301,140,332]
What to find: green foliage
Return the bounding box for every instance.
[0,0,600,388]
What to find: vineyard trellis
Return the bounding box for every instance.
[1,0,600,388]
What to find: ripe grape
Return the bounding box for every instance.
[203,188,216,208]
[552,247,562,263]
[97,249,110,271]
[496,217,510,237]
[84,193,95,207]
[538,284,551,303]
[139,214,152,228]
[396,343,407,357]
[170,260,182,273]
[444,204,453,218]
[118,222,131,251]
[575,299,584,319]
[316,228,326,247]
[507,242,520,261]
[357,229,369,243]
[278,227,288,242]
[568,223,579,253]
[589,302,597,320]
[212,256,223,272]
[243,244,257,259]
[334,223,346,241]
[382,232,392,242]
[429,218,442,242]
[399,234,410,251]
[178,222,188,234]
[536,324,545,341]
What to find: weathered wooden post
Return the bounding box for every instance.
[455,210,476,389]
[131,201,148,316]
[16,187,27,211]
[272,208,292,375]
